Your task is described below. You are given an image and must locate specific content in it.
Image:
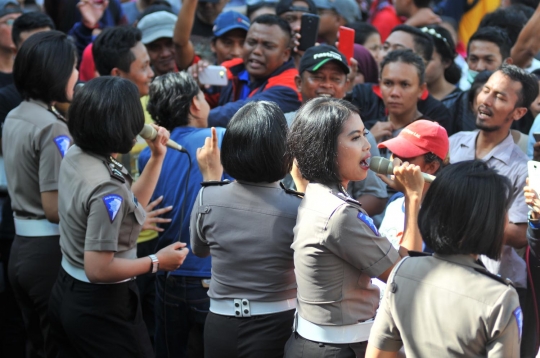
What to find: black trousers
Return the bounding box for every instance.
[8,234,61,358]
[136,239,158,347]
[204,309,295,358]
[48,268,154,358]
[284,332,367,358]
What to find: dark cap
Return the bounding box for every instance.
[0,0,22,18]
[299,45,350,75]
[276,0,317,16]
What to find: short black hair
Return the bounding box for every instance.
[68,77,145,156]
[252,14,291,43]
[287,97,360,185]
[419,160,512,260]
[93,26,142,76]
[349,21,379,45]
[390,24,434,62]
[147,72,200,131]
[498,63,539,108]
[380,49,425,83]
[11,11,55,48]
[479,7,527,45]
[421,25,461,85]
[221,101,291,182]
[468,26,511,60]
[14,30,76,104]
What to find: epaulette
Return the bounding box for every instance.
[48,105,67,124]
[201,180,231,187]
[280,182,304,197]
[332,191,362,210]
[408,251,431,257]
[474,268,515,287]
[104,158,125,183]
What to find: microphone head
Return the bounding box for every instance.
[139,124,157,141]
[370,156,393,175]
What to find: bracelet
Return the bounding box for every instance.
[148,254,159,274]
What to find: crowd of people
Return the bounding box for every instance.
[2,0,540,357]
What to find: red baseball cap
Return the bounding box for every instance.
[377,120,449,160]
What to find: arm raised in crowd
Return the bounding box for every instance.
[511,2,540,69]
[173,0,197,71]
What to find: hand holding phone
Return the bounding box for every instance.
[338,26,355,65]
[198,66,228,86]
[298,14,320,52]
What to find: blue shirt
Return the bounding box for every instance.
[138,126,230,277]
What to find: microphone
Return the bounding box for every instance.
[370,156,435,183]
[139,124,187,153]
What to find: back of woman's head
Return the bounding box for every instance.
[421,25,461,85]
[287,97,359,185]
[68,77,144,156]
[221,101,290,183]
[14,30,77,104]
[147,72,200,131]
[419,160,512,260]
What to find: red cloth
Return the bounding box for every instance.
[369,1,403,42]
[79,43,96,82]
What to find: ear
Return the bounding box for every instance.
[512,107,528,121]
[295,75,302,92]
[424,159,441,175]
[418,82,427,99]
[191,94,201,113]
[110,68,122,77]
[505,57,513,65]
[210,40,216,54]
[283,45,291,63]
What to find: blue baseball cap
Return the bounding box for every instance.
[213,11,250,38]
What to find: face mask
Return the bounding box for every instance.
[467,69,479,84]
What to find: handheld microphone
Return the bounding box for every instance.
[370,156,435,183]
[139,124,187,153]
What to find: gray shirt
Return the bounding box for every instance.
[369,254,521,357]
[449,131,528,288]
[58,146,145,269]
[2,100,71,219]
[190,181,301,301]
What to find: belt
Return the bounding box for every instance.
[210,297,296,317]
[14,217,59,237]
[61,256,134,284]
[294,312,373,344]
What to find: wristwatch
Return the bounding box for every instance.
[149,254,159,274]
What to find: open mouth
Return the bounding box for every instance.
[478,106,492,119]
[360,156,370,170]
[248,59,264,68]
[317,93,332,98]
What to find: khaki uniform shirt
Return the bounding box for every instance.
[292,183,399,326]
[369,254,521,357]
[2,100,71,219]
[58,146,146,269]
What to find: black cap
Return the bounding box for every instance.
[299,45,350,75]
[276,0,317,16]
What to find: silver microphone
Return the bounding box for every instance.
[370,156,435,183]
[139,124,187,153]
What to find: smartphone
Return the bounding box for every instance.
[534,132,540,142]
[528,160,540,196]
[198,66,228,86]
[338,26,355,65]
[298,14,320,51]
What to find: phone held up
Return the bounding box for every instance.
[198,65,228,86]
[338,26,355,65]
[528,160,540,198]
[298,14,319,52]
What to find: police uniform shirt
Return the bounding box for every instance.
[292,183,399,326]
[58,146,145,269]
[449,131,528,288]
[2,100,71,219]
[190,181,301,301]
[369,254,521,357]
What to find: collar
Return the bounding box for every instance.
[459,131,514,165]
[27,99,50,110]
[250,58,296,89]
[372,84,429,101]
[306,182,347,195]
[238,69,250,84]
[433,253,484,270]
[235,180,280,188]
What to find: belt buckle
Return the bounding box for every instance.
[233,298,251,317]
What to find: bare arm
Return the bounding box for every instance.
[365,346,399,358]
[511,3,540,68]
[41,191,59,223]
[173,0,197,71]
[504,222,527,249]
[356,194,387,217]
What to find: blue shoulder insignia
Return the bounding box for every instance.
[103,194,123,223]
[54,135,70,158]
[357,212,379,236]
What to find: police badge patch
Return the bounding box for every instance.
[103,194,123,223]
[54,135,70,158]
[358,212,379,236]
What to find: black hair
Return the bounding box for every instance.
[531,68,540,81]
[498,63,539,108]
[422,25,461,85]
[11,11,55,48]
[14,30,76,104]
[509,4,535,20]
[380,49,425,84]
[468,26,511,60]
[247,2,276,18]
[93,26,142,76]
[137,2,175,21]
[479,8,527,45]
[147,72,200,131]
[468,70,494,107]
[252,14,291,43]
[412,0,430,7]
[349,21,379,45]
[221,101,291,182]
[68,76,145,156]
[419,160,512,260]
[510,0,540,8]
[287,97,359,185]
[390,24,433,62]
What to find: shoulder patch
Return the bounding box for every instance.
[201,180,231,187]
[514,307,523,340]
[474,268,514,286]
[103,194,123,223]
[104,161,125,183]
[357,212,379,236]
[280,182,304,197]
[53,135,70,158]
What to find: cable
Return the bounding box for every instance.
[163,149,191,358]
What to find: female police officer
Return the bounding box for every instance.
[284,97,424,358]
[48,77,188,357]
[2,31,78,357]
